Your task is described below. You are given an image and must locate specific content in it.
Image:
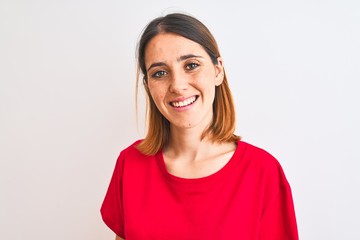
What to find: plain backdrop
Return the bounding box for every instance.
[1,0,359,239]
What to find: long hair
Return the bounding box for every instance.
[136,13,239,155]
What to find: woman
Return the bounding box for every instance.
[101,13,298,240]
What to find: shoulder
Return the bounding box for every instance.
[239,141,279,166]
[117,139,146,157]
[116,139,153,165]
[238,141,290,188]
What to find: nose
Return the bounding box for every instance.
[168,71,188,93]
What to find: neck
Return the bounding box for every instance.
[164,124,213,162]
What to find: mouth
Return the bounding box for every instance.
[170,95,199,108]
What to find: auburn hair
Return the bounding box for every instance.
[136,13,240,155]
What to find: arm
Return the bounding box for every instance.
[101,152,126,239]
[260,187,298,240]
[115,235,124,240]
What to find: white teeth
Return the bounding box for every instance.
[171,96,196,108]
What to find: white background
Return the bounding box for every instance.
[1,0,359,239]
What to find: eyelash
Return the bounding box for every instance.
[152,71,167,78]
[186,62,199,70]
[150,62,200,79]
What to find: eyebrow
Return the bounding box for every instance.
[147,54,203,72]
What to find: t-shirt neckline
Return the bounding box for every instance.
[155,141,247,188]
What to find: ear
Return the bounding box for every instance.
[215,57,224,86]
[143,76,151,93]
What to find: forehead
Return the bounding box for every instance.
[145,33,207,62]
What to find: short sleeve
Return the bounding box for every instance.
[259,183,299,240]
[100,152,125,238]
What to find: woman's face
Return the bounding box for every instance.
[145,33,224,131]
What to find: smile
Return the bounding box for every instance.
[170,96,198,108]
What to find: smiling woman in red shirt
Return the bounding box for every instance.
[101,13,298,240]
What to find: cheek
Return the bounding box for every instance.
[197,75,217,94]
[149,87,166,104]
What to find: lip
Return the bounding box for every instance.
[169,95,199,110]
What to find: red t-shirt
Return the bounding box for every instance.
[101,140,298,239]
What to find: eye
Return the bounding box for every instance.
[151,70,167,78]
[185,62,199,70]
